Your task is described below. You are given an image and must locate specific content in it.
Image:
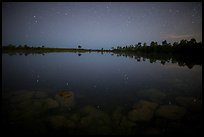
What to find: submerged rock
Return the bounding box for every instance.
[175,96,202,112]
[142,128,162,135]
[33,91,48,99]
[155,105,186,120]
[58,90,74,98]
[55,90,75,108]
[128,100,158,122]
[79,105,112,134]
[120,116,136,129]
[138,88,166,103]
[44,98,59,109]
[112,107,123,126]
[8,90,34,103]
[48,115,67,129]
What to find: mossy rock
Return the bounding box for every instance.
[175,96,202,112]
[155,105,187,120]
[112,107,123,126]
[139,88,166,103]
[8,90,34,103]
[128,100,158,122]
[57,90,74,98]
[79,105,112,134]
[44,98,59,109]
[48,115,67,129]
[55,90,75,108]
[33,91,48,99]
[142,128,162,135]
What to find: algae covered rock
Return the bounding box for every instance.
[128,100,158,122]
[139,88,166,103]
[175,96,202,112]
[112,107,123,125]
[142,128,162,135]
[33,91,48,99]
[8,90,34,103]
[79,105,112,134]
[155,105,187,120]
[55,90,75,108]
[44,98,59,109]
[48,115,67,129]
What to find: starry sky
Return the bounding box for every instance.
[2,2,202,49]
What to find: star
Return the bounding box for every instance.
[33,15,36,18]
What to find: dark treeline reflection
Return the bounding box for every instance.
[5,51,202,69]
[112,52,202,69]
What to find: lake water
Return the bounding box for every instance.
[2,52,202,135]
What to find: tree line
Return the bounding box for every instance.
[112,38,202,55]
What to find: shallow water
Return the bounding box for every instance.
[2,52,202,135]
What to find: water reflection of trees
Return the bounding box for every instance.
[113,52,202,69]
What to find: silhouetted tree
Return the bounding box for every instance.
[78,45,82,49]
[24,44,28,48]
[162,40,167,46]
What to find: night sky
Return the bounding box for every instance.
[2,2,202,49]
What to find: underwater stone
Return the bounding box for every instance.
[139,88,166,103]
[112,107,123,126]
[79,105,112,134]
[44,98,59,109]
[33,91,48,99]
[128,100,158,122]
[9,90,34,103]
[57,90,74,98]
[120,116,136,128]
[175,96,202,112]
[155,105,187,120]
[142,128,162,135]
[55,90,75,108]
[48,115,67,129]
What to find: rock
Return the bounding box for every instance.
[33,91,48,99]
[79,105,112,134]
[9,90,34,103]
[16,100,33,110]
[139,88,166,103]
[120,116,136,128]
[44,98,59,109]
[82,105,98,115]
[55,90,75,108]
[155,105,186,120]
[128,100,158,122]
[58,90,74,98]
[69,113,81,122]
[64,119,77,129]
[112,107,123,125]
[175,96,202,112]
[48,115,67,129]
[142,128,162,135]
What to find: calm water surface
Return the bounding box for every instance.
[2,52,202,135]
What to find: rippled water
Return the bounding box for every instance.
[2,52,202,135]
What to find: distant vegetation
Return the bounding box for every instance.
[112,38,202,55]
[2,44,111,54]
[111,38,202,68]
[2,39,202,67]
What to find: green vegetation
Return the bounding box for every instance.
[2,44,111,54]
